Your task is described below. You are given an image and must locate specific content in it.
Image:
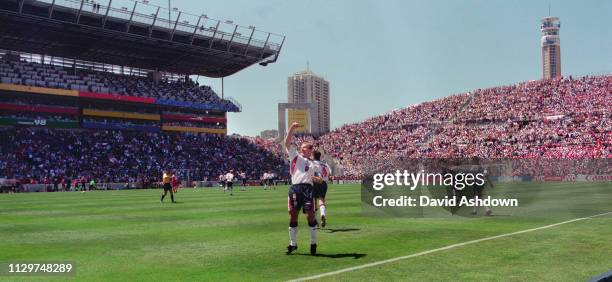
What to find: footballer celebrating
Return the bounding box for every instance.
[284,122,322,255]
[312,150,332,228]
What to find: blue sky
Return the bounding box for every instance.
[157,0,610,136]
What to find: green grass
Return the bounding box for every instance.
[0,183,610,281]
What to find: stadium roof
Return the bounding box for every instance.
[0,0,285,78]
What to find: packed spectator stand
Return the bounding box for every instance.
[249,75,610,179]
[0,57,239,112]
[0,0,286,191]
[0,128,286,190]
[1,63,610,188]
[0,54,291,190]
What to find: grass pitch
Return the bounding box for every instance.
[0,183,610,281]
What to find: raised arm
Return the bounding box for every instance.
[283,122,300,155]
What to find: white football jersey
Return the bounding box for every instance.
[225,172,234,182]
[312,160,332,182]
[288,146,314,185]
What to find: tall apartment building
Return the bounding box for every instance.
[287,69,330,134]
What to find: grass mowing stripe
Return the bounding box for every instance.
[1,183,609,281]
[287,211,612,282]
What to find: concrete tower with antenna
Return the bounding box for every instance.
[541,15,561,79]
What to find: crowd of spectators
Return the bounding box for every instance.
[238,135,284,157]
[294,75,611,178]
[425,112,609,159]
[458,75,610,122]
[0,58,239,111]
[1,74,609,184]
[0,128,287,184]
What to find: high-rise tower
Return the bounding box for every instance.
[541,17,561,79]
[287,69,330,134]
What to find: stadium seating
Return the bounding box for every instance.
[301,75,611,178]
[0,58,239,112]
[0,128,287,184]
[1,74,609,184]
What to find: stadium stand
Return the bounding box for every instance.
[0,57,240,112]
[0,0,286,190]
[0,128,287,186]
[0,0,608,187]
[0,53,289,187]
[285,75,611,178]
[1,67,608,187]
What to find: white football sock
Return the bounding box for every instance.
[289,227,297,246]
[320,205,326,217]
[310,226,317,245]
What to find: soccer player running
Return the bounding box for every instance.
[312,150,332,228]
[219,174,226,192]
[284,122,323,255]
[160,169,176,203]
[225,170,235,196]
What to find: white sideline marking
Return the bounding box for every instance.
[288,211,612,282]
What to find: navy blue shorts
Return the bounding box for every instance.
[288,183,314,214]
[312,181,328,198]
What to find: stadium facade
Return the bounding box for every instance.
[0,0,285,135]
[0,0,288,187]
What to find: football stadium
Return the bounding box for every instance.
[0,0,610,281]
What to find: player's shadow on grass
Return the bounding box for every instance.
[323,228,360,233]
[297,253,367,259]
